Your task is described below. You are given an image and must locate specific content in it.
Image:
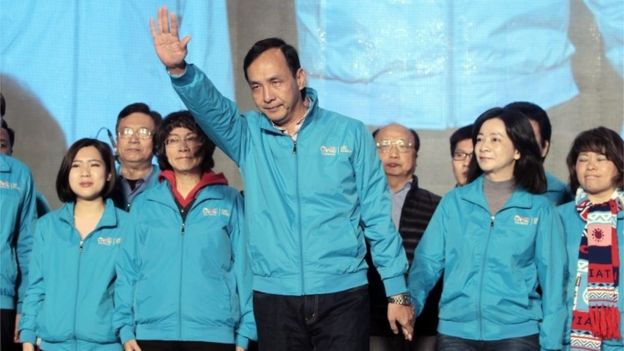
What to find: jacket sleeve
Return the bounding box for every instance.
[353,122,408,296]
[18,221,45,343]
[171,64,249,165]
[536,203,568,350]
[113,209,142,344]
[230,193,256,348]
[16,170,37,313]
[407,194,448,315]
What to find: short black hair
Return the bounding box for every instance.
[505,101,551,149]
[115,102,162,134]
[449,124,473,156]
[56,138,116,202]
[372,124,420,152]
[243,37,301,82]
[467,107,546,194]
[155,111,216,173]
[566,126,624,195]
[1,119,15,148]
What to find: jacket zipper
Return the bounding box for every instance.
[478,215,495,339]
[292,138,305,294]
[178,211,186,339]
[73,238,84,347]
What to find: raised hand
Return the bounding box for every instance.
[149,6,191,73]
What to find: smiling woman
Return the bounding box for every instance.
[114,111,255,351]
[560,127,624,350]
[408,106,567,350]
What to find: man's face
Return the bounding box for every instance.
[375,124,416,180]
[451,138,473,186]
[0,128,12,155]
[529,119,549,159]
[116,112,155,167]
[246,48,306,126]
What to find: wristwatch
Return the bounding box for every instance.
[388,293,412,305]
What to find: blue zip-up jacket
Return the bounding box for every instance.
[19,199,128,351]
[113,180,255,348]
[0,155,36,312]
[408,176,567,350]
[544,172,573,206]
[170,64,408,296]
[558,200,624,351]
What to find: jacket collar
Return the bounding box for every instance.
[59,198,119,229]
[259,87,320,134]
[460,175,533,212]
[0,154,12,172]
[145,177,225,210]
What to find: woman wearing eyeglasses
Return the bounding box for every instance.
[408,107,567,350]
[114,111,255,351]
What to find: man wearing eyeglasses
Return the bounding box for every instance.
[369,123,441,351]
[449,124,473,187]
[111,102,162,211]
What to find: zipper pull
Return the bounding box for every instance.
[181,222,185,235]
[490,216,495,227]
[292,141,297,154]
[79,240,84,251]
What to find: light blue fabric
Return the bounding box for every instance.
[558,200,624,351]
[408,176,568,350]
[0,0,233,144]
[171,64,408,297]
[0,155,36,312]
[114,181,255,348]
[19,199,128,349]
[296,0,623,128]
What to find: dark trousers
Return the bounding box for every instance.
[137,340,235,351]
[1,309,19,351]
[437,334,539,351]
[253,285,370,351]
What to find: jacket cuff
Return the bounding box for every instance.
[119,326,136,344]
[20,329,36,344]
[170,63,196,86]
[236,335,250,350]
[383,275,407,297]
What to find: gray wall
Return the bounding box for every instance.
[4,0,623,209]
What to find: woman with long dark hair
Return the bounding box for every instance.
[20,138,127,350]
[560,127,623,350]
[408,107,567,350]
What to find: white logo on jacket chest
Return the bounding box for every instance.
[513,215,539,225]
[321,145,352,156]
[0,180,20,190]
[320,145,337,156]
[202,207,230,217]
[97,237,122,246]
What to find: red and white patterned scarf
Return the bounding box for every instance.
[570,189,623,351]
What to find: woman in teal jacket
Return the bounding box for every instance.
[19,138,127,351]
[559,127,624,351]
[408,107,567,350]
[114,111,255,351]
